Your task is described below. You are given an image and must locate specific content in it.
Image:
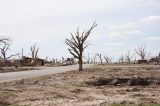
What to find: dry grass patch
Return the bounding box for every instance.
[0,65,160,106]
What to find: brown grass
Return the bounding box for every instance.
[0,65,160,106]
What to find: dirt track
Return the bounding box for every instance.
[0,64,92,83]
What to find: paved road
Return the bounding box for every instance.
[0,64,92,83]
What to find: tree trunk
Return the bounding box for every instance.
[100,59,103,64]
[79,54,83,71]
[79,61,83,71]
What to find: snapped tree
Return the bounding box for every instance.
[97,53,103,64]
[119,54,124,63]
[0,37,19,65]
[93,54,97,67]
[104,56,112,64]
[30,44,39,65]
[125,50,134,63]
[65,22,97,71]
[135,44,146,60]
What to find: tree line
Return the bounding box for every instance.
[0,22,159,70]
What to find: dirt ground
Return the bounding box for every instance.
[0,65,160,106]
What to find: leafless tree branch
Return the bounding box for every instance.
[126,50,134,63]
[30,44,39,65]
[97,53,103,64]
[65,22,97,71]
[135,44,146,60]
[0,37,19,66]
[104,56,112,64]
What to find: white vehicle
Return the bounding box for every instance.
[62,58,75,66]
[62,60,72,66]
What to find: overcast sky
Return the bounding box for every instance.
[0,0,160,61]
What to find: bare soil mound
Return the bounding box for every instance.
[86,76,160,86]
[0,102,10,106]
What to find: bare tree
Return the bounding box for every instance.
[52,58,55,64]
[0,37,10,45]
[125,50,134,63]
[104,56,112,64]
[30,44,39,65]
[97,53,103,64]
[134,57,137,64]
[0,37,19,66]
[65,22,97,71]
[119,54,124,63]
[135,44,146,60]
[93,54,97,67]
[0,43,19,60]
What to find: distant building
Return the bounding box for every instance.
[18,56,44,66]
[0,59,13,67]
[149,56,160,65]
[137,60,148,64]
[148,53,160,65]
